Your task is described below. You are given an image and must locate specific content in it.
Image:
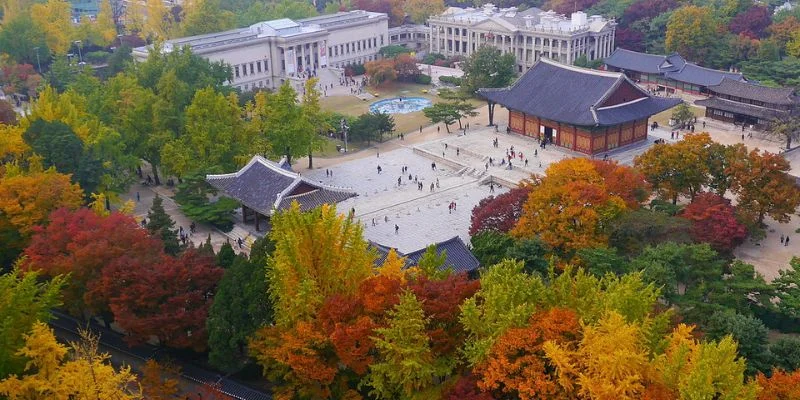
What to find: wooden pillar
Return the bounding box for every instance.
[255,212,260,232]
[242,205,248,223]
[572,125,577,151]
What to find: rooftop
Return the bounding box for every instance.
[478,58,681,126]
[430,4,613,34]
[604,48,744,87]
[708,78,798,106]
[206,156,357,216]
[370,236,481,274]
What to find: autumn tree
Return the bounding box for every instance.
[0,99,17,125]
[477,308,581,400]
[727,147,800,224]
[729,6,771,39]
[0,322,141,399]
[181,0,235,36]
[757,369,800,400]
[665,6,718,63]
[365,58,397,86]
[0,162,83,265]
[512,158,627,254]
[0,266,65,378]
[365,291,438,399]
[22,208,160,316]
[103,249,223,350]
[634,133,714,204]
[403,0,444,24]
[139,359,180,400]
[680,192,747,252]
[590,160,650,208]
[30,0,73,54]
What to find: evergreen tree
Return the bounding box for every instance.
[146,195,181,255]
[216,242,236,268]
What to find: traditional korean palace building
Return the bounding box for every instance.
[206,156,357,231]
[603,48,744,95]
[695,78,799,129]
[371,236,481,275]
[478,59,681,155]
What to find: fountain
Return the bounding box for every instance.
[369,97,432,114]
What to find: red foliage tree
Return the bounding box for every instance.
[729,6,772,38]
[102,249,223,351]
[614,28,645,52]
[591,160,650,209]
[469,186,532,235]
[756,369,800,400]
[23,208,160,316]
[444,374,494,400]
[409,273,480,356]
[621,0,678,25]
[476,308,581,400]
[680,192,747,252]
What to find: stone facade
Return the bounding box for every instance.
[427,3,616,71]
[132,10,389,92]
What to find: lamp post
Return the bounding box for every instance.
[340,118,349,153]
[74,40,83,64]
[33,47,42,74]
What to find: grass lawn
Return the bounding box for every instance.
[650,104,705,128]
[320,81,483,135]
[316,136,364,157]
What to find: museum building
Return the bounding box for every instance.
[478,58,681,155]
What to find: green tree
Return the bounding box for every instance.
[146,195,181,255]
[470,231,514,267]
[766,113,800,150]
[575,247,629,277]
[181,0,235,36]
[236,0,317,26]
[772,257,800,319]
[301,78,327,169]
[0,266,65,378]
[438,88,478,129]
[415,245,451,280]
[250,82,313,164]
[670,102,694,126]
[215,242,236,268]
[770,337,800,372]
[705,310,773,375]
[0,14,50,65]
[207,252,273,373]
[365,291,436,399]
[505,238,551,277]
[174,175,238,231]
[665,6,718,64]
[423,103,460,133]
[630,242,724,304]
[460,45,516,95]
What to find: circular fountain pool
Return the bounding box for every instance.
[369,97,432,114]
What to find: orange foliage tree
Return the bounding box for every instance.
[756,369,800,400]
[727,147,800,224]
[477,308,581,400]
[512,158,627,254]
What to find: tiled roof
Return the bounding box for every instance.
[369,236,480,274]
[708,78,798,105]
[604,48,744,87]
[206,156,356,216]
[478,59,680,127]
[695,97,784,120]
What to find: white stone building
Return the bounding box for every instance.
[427,3,616,71]
[132,10,389,91]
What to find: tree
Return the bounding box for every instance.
[143,0,176,40]
[727,147,800,225]
[215,242,236,268]
[0,322,141,399]
[438,88,478,129]
[680,192,747,252]
[423,103,460,133]
[590,160,650,209]
[235,0,318,26]
[575,247,630,277]
[630,242,725,304]
[608,208,692,256]
[250,82,312,164]
[772,258,800,319]
[461,45,516,95]
[301,78,327,168]
[393,54,421,81]
[365,291,437,399]
[265,202,375,328]
[729,6,771,38]
[403,0,444,24]
[665,6,718,64]
[477,308,581,400]
[0,14,50,66]
[146,195,181,255]
[94,0,118,45]
[181,0,235,36]
[634,133,714,204]
[504,238,552,277]
[705,310,773,375]
[207,253,273,372]
[757,369,800,400]
[140,359,180,400]
[0,163,83,265]
[770,338,800,372]
[22,208,161,316]
[470,231,514,267]
[460,260,546,365]
[174,174,238,231]
[512,158,627,254]
[30,0,73,55]
[103,249,223,350]
[766,113,800,150]
[160,87,245,176]
[670,102,694,127]
[0,99,17,125]
[0,267,65,378]
[365,59,397,86]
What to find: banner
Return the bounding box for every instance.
[286,48,296,74]
[319,44,328,68]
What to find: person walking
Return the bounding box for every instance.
[395,224,399,234]
[786,236,790,246]
[781,234,785,245]
[489,183,495,193]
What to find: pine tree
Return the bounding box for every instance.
[146,195,181,255]
[216,242,236,268]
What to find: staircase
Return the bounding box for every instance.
[224,225,254,251]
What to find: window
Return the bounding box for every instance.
[256,61,262,73]
[373,37,377,47]
[242,64,248,76]
[234,65,240,78]
[264,59,269,71]
[250,63,254,74]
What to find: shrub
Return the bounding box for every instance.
[344,63,366,76]
[85,51,110,64]
[415,74,432,84]
[439,75,462,86]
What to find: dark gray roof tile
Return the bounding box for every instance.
[708,78,798,105]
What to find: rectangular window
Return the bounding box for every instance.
[256,61,262,73]
[242,64,247,76]
[264,59,269,71]
[250,63,254,74]
[234,65,240,78]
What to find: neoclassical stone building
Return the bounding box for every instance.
[133,10,389,91]
[427,3,616,71]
